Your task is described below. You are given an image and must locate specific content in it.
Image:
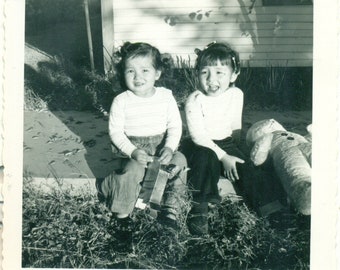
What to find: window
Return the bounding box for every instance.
[262,0,312,6]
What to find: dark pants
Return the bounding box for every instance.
[181,137,249,205]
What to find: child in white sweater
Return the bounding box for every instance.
[183,42,248,235]
[98,42,187,250]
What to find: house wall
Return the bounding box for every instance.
[101,0,313,68]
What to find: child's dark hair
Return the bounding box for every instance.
[195,42,241,74]
[115,42,170,89]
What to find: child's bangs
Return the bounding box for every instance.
[200,52,232,68]
[128,50,160,69]
[129,50,152,60]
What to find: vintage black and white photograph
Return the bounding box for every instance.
[1,0,338,269]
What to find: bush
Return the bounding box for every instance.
[24,55,120,112]
[24,51,312,113]
[238,66,313,111]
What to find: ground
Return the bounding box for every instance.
[23,109,312,191]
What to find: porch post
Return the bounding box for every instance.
[100,0,115,73]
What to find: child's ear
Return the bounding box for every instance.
[230,71,239,83]
[155,70,162,80]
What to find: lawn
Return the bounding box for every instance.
[22,174,310,269]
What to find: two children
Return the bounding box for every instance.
[99,41,251,242]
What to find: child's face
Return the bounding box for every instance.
[198,60,238,97]
[124,55,161,97]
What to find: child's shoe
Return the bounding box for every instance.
[113,216,134,253]
[187,202,209,236]
[158,211,179,231]
[188,214,208,236]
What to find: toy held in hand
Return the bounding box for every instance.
[246,119,312,215]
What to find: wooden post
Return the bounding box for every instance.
[84,0,95,71]
[100,0,114,73]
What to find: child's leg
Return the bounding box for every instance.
[99,158,145,216]
[97,158,145,252]
[185,143,221,204]
[161,151,188,220]
[214,137,248,189]
[181,141,221,235]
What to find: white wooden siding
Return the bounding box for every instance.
[102,0,313,67]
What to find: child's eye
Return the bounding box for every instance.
[200,70,207,75]
[125,69,134,74]
[217,71,225,75]
[143,69,150,73]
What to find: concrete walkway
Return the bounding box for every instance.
[24,110,120,194]
[23,109,312,196]
[23,110,238,196]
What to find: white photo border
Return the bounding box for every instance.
[1,0,339,269]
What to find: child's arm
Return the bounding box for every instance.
[222,89,244,180]
[159,93,182,164]
[221,154,244,181]
[185,92,226,160]
[165,94,182,150]
[158,147,173,165]
[109,98,153,166]
[108,97,138,157]
[131,148,154,166]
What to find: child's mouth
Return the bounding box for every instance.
[134,82,144,87]
[208,85,219,91]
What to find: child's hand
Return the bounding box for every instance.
[158,147,173,165]
[131,149,153,167]
[221,154,244,181]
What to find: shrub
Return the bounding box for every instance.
[24,55,120,112]
[238,66,312,111]
[24,51,312,113]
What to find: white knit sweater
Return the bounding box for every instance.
[109,87,182,157]
[185,87,243,159]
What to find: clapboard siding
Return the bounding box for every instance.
[115,29,313,39]
[101,0,313,67]
[117,22,313,31]
[114,12,313,24]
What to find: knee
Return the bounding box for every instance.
[122,159,145,179]
[170,151,187,169]
[168,152,188,184]
[193,146,219,165]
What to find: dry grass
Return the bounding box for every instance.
[22,173,310,269]
[24,81,49,112]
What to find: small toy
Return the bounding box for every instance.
[246,119,312,215]
[135,159,180,217]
